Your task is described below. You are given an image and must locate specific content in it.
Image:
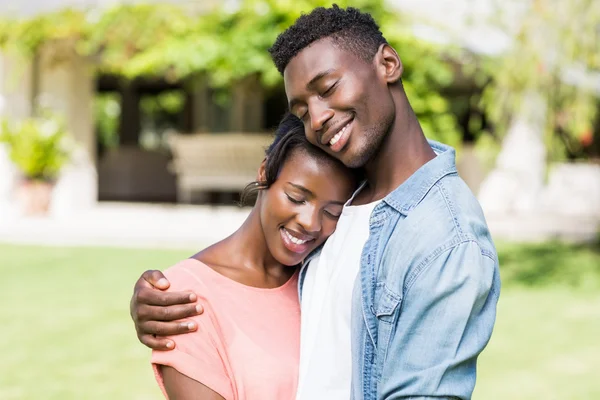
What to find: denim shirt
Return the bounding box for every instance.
[299,141,500,400]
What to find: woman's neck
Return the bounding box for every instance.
[229,206,282,270]
[200,205,292,288]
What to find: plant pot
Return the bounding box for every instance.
[15,179,54,216]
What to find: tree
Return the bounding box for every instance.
[0,1,461,146]
[482,0,600,161]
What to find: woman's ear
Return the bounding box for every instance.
[257,158,267,183]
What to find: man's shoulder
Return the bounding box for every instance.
[384,174,496,269]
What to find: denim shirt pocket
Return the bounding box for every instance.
[373,283,401,324]
[372,283,402,383]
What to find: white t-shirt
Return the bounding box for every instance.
[296,186,380,400]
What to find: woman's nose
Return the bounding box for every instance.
[297,206,322,234]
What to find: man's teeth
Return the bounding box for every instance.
[329,123,350,146]
[284,229,308,245]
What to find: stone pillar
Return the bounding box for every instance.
[231,75,264,132]
[37,43,98,215]
[478,92,547,215]
[0,52,34,119]
[0,52,34,221]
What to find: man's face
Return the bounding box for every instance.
[284,38,395,168]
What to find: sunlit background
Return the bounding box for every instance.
[0,0,599,399]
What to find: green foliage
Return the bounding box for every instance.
[483,0,600,160]
[385,25,461,147]
[0,9,88,56]
[94,93,121,149]
[139,90,187,151]
[0,0,460,144]
[0,110,70,181]
[99,0,391,87]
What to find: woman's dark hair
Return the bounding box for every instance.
[240,113,353,205]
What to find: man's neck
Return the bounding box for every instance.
[357,90,436,204]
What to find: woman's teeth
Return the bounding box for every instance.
[284,229,308,245]
[329,122,350,146]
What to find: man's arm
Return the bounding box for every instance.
[130,270,203,350]
[380,241,500,399]
[160,366,225,400]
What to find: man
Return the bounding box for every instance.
[131,6,500,399]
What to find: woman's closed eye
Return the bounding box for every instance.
[286,193,305,205]
[324,208,342,219]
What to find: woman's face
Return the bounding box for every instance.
[258,149,356,266]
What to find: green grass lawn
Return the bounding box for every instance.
[1,241,599,399]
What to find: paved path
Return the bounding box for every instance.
[0,203,598,249]
[0,202,250,249]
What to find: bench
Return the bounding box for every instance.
[167,132,274,203]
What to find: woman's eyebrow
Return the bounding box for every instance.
[287,182,346,205]
[287,182,314,196]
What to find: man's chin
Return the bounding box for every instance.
[341,149,371,169]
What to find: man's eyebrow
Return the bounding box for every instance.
[288,69,336,111]
[307,69,336,89]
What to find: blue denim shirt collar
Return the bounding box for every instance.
[299,141,457,300]
[383,140,458,216]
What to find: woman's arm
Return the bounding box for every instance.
[160,366,226,400]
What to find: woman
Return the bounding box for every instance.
[151,113,359,399]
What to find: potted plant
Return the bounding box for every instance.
[0,110,70,216]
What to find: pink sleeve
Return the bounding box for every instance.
[151,265,233,400]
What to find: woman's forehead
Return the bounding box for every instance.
[278,148,348,183]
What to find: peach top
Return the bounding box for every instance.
[152,259,300,400]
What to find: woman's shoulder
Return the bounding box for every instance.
[188,242,256,286]
[162,238,229,283]
[162,257,222,292]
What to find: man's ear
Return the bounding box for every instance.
[376,44,403,84]
[257,158,267,183]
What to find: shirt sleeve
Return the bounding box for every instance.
[151,266,234,400]
[379,241,500,399]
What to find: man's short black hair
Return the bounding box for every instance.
[269,4,387,75]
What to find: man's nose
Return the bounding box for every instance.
[308,100,334,137]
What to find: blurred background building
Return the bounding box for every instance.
[0,0,599,241]
[1,2,599,400]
